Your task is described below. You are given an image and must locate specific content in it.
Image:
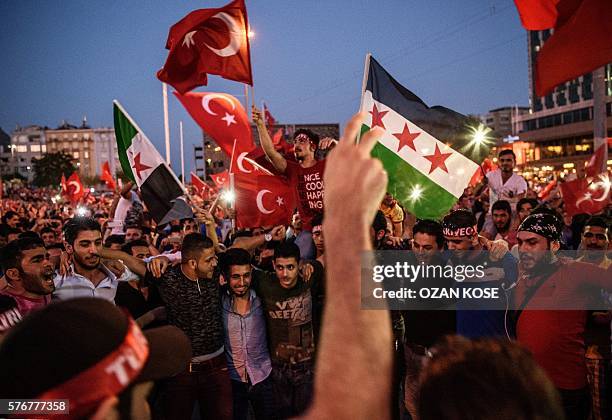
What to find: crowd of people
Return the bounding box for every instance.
[0,111,610,420]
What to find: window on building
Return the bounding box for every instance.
[16,145,28,153]
[73,152,80,159]
[30,145,41,152]
[533,97,543,112]
[84,134,90,140]
[42,145,46,152]
[556,86,567,106]
[84,151,89,159]
[569,82,580,103]
[544,94,555,109]
[582,73,593,100]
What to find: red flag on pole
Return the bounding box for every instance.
[560,172,611,216]
[157,0,253,94]
[514,0,612,96]
[191,171,215,199]
[60,174,68,194]
[210,170,230,189]
[585,144,607,177]
[175,91,254,156]
[65,172,85,203]
[101,161,117,190]
[234,172,296,228]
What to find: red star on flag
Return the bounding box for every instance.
[369,104,389,129]
[132,153,152,181]
[393,124,420,152]
[423,144,453,174]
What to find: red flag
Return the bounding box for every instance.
[538,179,557,199]
[101,161,117,190]
[210,170,230,189]
[514,0,612,96]
[157,0,253,94]
[66,172,85,203]
[191,171,215,199]
[560,172,610,216]
[234,172,296,228]
[263,103,276,133]
[175,91,254,156]
[585,144,606,177]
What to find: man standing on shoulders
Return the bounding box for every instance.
[220,248,274,420]
[485,150,528,209]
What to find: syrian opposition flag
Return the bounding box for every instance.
[175,91,254,157]
[362,56,482,220]
[113,101,192,225]
[157,0,253,94]
[234,172,296,228]
[560,172,611,216]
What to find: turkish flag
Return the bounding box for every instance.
[210,170,230,189]
[514,0,612,96]
[234,172,296,228]
[101,161,116,190]
[175,91,254,157]
[66,172,85,203]
[191,171,215,199]
[157,0,253,93]
[560,172,611,216]
[538,179,557,199]
[585,144,606,177]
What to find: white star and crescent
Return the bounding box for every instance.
[201,94,236,116]
[221,112,236,126]
[256,190,274,214]
[182,12,244,58]
[276,196,284,207]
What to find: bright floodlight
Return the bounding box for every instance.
[469,123,492,146]
[248,29,255,38]
[409,184,423,201]
[89,187,95,193]
[221,190,236,204]
[76,206,88,217]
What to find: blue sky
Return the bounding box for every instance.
[0,0,528,174]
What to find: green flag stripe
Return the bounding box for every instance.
[371,141,457,220]
[113,103,138,183]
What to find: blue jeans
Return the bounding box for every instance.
[231,376,275,420]
[270,361,314,418]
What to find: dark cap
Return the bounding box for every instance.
[0,298,191,401]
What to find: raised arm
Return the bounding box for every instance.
[97,247,146,277]
[304,113,391,419]
[252,106,287,173]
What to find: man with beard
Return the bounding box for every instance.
[252,106,336,233]
[442,209,517,339]
[577,216,611,420]
[311,214,325,266]
[484,200,517,247]
[220,248,274,420]
[485,150,527,210]
[0,237,54,320]
[54,217,133,302]
[287,211,316,260]
[514,213,611,420]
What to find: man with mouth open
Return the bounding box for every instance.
[0,236,55,321]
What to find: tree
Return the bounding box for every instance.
[32,152,76,187]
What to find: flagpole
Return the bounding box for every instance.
[356,52,372,144]
[244,84,250,120]
[250,85,256,114]
[228,139,238,174]
[162,83,171,165]
[179,121,185,184]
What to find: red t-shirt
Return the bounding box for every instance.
[284,159,326,230]
[516,260,609,390]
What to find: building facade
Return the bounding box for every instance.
[482,106,530,140]
[513,29,612,177]
[2,125,47,181]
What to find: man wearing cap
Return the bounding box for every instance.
[514,212,612,420]
[442,209,517,339]
[0,297,191,419]
[253,106,336,259]
[0,237,54,322]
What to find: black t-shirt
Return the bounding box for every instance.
[145,265,224,357]
[252,262,323,364]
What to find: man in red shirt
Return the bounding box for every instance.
[252,107,336,258]
[514,212,611,420]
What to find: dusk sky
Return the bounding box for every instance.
[0,0,529,174]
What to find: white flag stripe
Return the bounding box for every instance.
[363,91,478,198]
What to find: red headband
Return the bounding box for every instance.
[443,225,478,238]
[38,317,149,419]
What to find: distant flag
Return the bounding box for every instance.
[362,56,482,220]
[100,161,117,190]
[538,179,557,200]
[560,172,610,216]
[210,170,230,189]
[191,171,215,199]
[585,144,607,177]
[65,172,85,203]
[60,174,68,194]
[157,0,253,94]
[175,91,254,156]
[113,100,192,225]
[514,0,612,96]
